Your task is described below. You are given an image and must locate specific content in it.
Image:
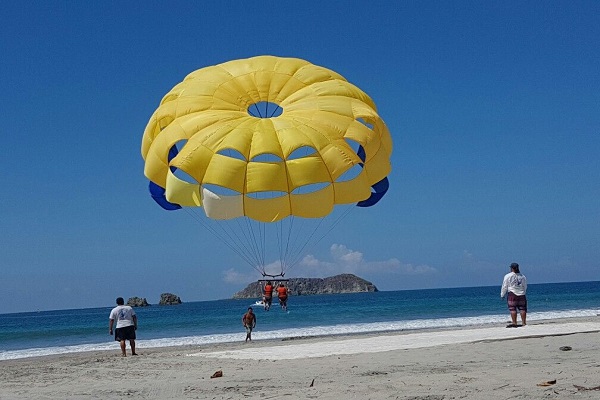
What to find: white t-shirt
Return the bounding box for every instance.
[501,272,527,297]
[109,305,136,328]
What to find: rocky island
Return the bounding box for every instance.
[127,297,150,307]
[232,273,378,298]
[159,293,182,305]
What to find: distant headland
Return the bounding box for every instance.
[232,273,378,299]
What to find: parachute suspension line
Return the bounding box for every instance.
[268,104,279,118]
[239,217,266,269]
[250,103,263,118]
[281,214,297,274]
[214,216,263,269]
[184,208,259,270]
[274,219,285,277]
[182,208,264,276]
[285,216,326,271]
[287,205,357,271]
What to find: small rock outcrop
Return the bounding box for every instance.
[127,297,150,307]
[159,293,182,305]
[232,273,378,298]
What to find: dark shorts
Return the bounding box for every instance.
[507,292,527,312]
[265,296,272,305]
[115,325,136,341]
[278,296,288,305]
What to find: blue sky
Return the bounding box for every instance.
[1,2,598,313]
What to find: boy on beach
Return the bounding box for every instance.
[109,297,138,356]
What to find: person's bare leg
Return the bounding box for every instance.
[520,311,527,326]
[120,340,127,356]
[130,340,137,355]
[510,311,518,326]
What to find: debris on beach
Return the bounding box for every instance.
[559,346,572,351]
[536,380,556,387]
[211,370,223,379]
[309,378,315,387]
[574,384,600,391]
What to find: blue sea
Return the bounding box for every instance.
[1,282,599,361]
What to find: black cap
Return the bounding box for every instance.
[510,263,519,269]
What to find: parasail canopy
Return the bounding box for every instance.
[141,55,393,277]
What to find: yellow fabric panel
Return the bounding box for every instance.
[290,186,334,218]
[285,94,355,116]
[143,120,191,187]
[165,170,201,207]
[288,109,351,139]
[343,119,373,146]
[202,154,247,193]
[274,120,332,157]
[319,144,362,181]
[286,156,332,189]
[244,195,291,222]
[189,120,241,150]
[216,73,264,105]
[170,145,214,185]
[271,76,307,104]
[246,161,288,193]
[213,121,256,159]
[363,145,393,184]
[177,111,244,139]
[360,133,382,163]
[333,173,372,204]
[293,63,345,86]
[376,120,394,153]
[247,119,285,160]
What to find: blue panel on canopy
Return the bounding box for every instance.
[149,181,181,210]
[356,177,389,207]
[148,144,183,210]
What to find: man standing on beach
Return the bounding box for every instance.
[109,297,138,356]
[242,307,256,342]
[501,263,528,328]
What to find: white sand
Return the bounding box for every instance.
[2,318,600,399]
[189,321,600,360]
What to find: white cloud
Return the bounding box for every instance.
[297,244,436,277]
[222,244,436,285]
[222,268,258,284]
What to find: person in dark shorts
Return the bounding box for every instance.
[242,307,256,342]
[277,283,289,311]
[109,297,138,356]
[263,281,274,311]
[500,263,528,327]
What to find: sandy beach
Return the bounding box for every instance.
[1,318,599,399]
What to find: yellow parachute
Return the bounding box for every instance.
[141,56,392,276]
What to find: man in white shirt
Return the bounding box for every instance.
[109,297,138,356]
[501,263,528,327]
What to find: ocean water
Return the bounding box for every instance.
[1,281,599,360]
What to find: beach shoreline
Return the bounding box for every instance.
[1,317,599,399]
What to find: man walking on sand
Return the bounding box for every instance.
[242,307,256,342]
[501,263,528,328]
[109,297,138,356]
